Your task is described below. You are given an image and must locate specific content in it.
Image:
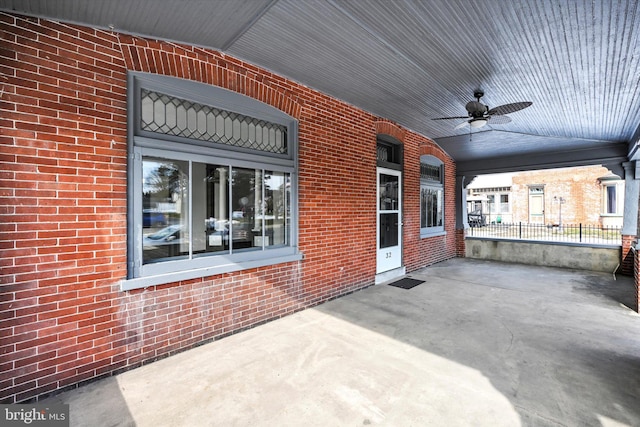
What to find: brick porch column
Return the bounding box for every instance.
[635,245,640,312]
[455,175,470,257]
[620,162,639,310]
[456,228,466,257]
[621,235,635,275]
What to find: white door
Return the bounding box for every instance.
[529,194,544,223]
[377,168,402,273]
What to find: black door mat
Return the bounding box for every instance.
[387,278,424,289]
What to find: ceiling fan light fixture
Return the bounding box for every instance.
[470,118,487,128]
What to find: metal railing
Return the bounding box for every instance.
[467,222,622,245]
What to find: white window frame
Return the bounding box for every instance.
[487,194,496,213]
[499,193,510,213]
[122,73,301,290]
[602,183,621,215]
[420,155,445,238]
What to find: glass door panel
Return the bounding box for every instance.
[377,169,402,273]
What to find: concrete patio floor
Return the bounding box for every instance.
[41,258,640,426]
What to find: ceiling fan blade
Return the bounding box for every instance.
[487,101,532,116]
[487,115,512,125]
[432,116,469,121]
[454,121,469,130]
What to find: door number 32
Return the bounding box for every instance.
[385,252,392,259]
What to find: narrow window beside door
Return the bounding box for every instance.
[420,155,444,237]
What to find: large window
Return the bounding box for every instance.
[142,160,290,264]
[420,155,444,237]
[124,73,300,290]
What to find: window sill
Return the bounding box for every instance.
[121,252,303,291]
[421,230,447,239]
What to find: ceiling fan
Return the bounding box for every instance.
[432,91,532,129]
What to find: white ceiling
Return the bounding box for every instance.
[3,0,638,175]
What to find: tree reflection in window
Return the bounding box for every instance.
[142,158,189,264]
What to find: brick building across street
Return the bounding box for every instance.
[467,166,624,227]
[511,166,623,227]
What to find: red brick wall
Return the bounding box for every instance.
[511,166,612,225]
[0,13,458,402]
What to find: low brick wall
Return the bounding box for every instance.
[465,238,621,273]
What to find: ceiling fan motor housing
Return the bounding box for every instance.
[465,100,488,117]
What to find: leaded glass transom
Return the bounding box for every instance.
[140,89,288,154]
[420,163,441,182]
[377,144,390,163]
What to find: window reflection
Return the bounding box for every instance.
[421,187,443,228]
[199,164,230,255]
[379,175,399,211]
[232,167,262,251]
[142,158,189,264]
[142,158,291,261]
[265,171,290,247]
